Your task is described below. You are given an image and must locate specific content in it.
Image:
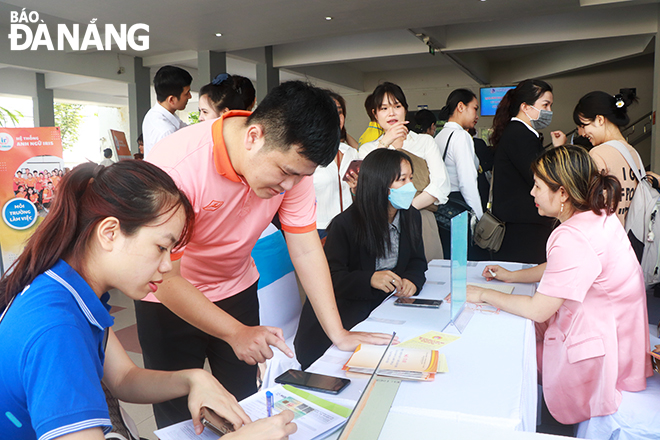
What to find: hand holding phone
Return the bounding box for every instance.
[342,160,362,182]
[200,407,235,437]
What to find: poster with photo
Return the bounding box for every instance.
[0,127,63,273]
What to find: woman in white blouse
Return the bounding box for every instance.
[435,89,483,219]
[313,91,359,237]
[359,82,450,260]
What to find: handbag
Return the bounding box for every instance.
[435,132,474,230]
[473,168,505,252]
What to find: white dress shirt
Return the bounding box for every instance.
[359,131,450,205]
[434,121,483,219]
[313,142,358,229]
[143,104,187,157]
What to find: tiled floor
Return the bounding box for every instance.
[107,289,159,440]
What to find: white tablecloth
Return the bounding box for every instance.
[306,260,538,436]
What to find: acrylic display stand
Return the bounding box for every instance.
[443,211,474,334]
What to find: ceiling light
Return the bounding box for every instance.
[325,16,332,20]
[215,33,222,37]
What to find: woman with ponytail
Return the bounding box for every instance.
[489,79,565,264]
[197,73,256,121]
[0,161,295,440]
[467,145,652,425]
[434,88,483,258]
[573,90,640,224]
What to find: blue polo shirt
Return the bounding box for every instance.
[0,259,114,440]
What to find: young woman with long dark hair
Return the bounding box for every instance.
[467,145,652,425]
[359,82,449,261]
[0,161,295,440]
[573,90,640,224]
[489,79,565,264]
[295,149,427,369]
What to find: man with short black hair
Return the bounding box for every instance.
[143,65,192,156]
[140,81,392,428]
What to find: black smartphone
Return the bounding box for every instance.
[393,297,443,308]
[200,407,235,437]
[274,369,351,394]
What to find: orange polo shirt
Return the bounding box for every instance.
[144,111,317,302]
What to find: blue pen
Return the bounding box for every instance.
[266,391,274,417]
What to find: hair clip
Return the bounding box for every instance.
[212,73,230,86]
[614,94,625,108]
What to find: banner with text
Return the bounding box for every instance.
[0,127,63,272]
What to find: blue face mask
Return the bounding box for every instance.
[388,182,416,210]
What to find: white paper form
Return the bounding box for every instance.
[155,384,350,440]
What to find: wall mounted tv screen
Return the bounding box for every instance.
[480,86,515,116]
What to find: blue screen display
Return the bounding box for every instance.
[480,86,515,116]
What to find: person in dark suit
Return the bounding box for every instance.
[294,149,427,370]
[489,79,566,264]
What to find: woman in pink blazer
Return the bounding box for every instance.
[467,145,652,425]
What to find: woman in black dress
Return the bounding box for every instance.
[489,79,565,264]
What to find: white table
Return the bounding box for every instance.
[307,260,538,437]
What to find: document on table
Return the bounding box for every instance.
[154,384,350,440]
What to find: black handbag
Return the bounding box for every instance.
[434,132,473,231]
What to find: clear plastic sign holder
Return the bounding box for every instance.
[443,211,474,334]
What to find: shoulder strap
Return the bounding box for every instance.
[487,168,495,211]
[442,131,455,162]
[603,140,644,182]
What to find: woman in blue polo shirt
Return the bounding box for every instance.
[0,161,295,440]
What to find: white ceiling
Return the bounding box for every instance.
[0,0,658,104]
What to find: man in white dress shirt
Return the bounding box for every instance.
[143,65,192,157]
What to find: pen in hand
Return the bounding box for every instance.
[266,391,274,417]
[488,268,497,279]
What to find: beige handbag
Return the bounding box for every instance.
[473,169,505,252]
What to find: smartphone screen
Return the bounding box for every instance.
[274,369,351,394]
[393,298,443,308]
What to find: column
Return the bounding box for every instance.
[128,56,151,153]
[197,50,227,84]
[33,73,54,127]
[256,46,279,103]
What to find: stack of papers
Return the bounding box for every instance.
[154,384,350,440]
[342,344,446,381]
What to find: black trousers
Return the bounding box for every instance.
[134,282,259,428]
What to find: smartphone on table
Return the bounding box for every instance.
[393,297,443,308]
[274,369,351,394]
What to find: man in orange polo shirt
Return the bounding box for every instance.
[139,81,392,428]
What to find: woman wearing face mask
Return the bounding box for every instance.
[359,82,450,261]
[294,149,427,369]
[573,90,640,225]
[197,74,255,122]
[489,79,566,264]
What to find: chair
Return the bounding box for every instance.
[252,224,303,388]
[576,330,660,440]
